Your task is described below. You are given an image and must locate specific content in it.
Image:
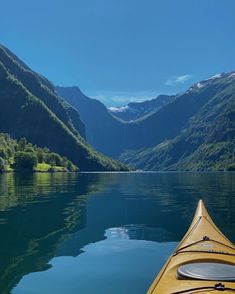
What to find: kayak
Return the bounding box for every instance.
[147,200,235,293]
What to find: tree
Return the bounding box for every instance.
[6,147,13,158]
[18,138,27,151]
[67,160,78,172]
[15,152,38,170]
[24,147,35,153]
[0,147,7,159]
[46,153,62,166]
[0,157,5,171]
[37,148,45,163]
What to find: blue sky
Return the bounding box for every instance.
[1,0,235,106]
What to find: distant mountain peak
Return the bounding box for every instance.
[108,94,175,122]
[108,106,130,113]
[56,70,235,171]
[185,70,235,95]
[121,71,235,171]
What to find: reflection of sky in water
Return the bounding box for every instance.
[105,227,130,240]
[12,227,177,294]
[104,225,172,241]
[3,172,234,294]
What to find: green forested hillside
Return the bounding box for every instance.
[2,44,233,172]
[0,44,86,139]
[0,45,127,171]
[120,73,235,171]
[0,133,78,172]
[57,73,233,159]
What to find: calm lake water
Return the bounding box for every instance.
[0,172,234,294]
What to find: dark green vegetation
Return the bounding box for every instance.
[1,43,233,171]
[58,73,235,171]
[0,133,78,172]
[0,44,127,171]
[108,95,175,122]
[121,74,235,171]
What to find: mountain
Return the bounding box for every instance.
[0,45,86,139]
[56,86,131,157]
[57,87,193,158]
[108,95,175,122]
[0,44,127,171]
[57,72,235,171]
[57,73,234,159]
[120,72,235,171]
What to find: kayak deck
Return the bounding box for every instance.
[147,200,235,293]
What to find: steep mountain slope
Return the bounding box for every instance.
[58,87,199,158]
[56,86,131,157]
[57,73,233,159]
[120,73,235,171]
[0,44,86,139]
[108,95,175,122]
[0,45,127,171]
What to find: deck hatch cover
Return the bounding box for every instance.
[177,262,235,281]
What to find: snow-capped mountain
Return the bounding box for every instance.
[108,95,175,122]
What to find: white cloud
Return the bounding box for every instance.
[165,74,192,86]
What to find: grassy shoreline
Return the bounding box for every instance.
[0,163,78,173]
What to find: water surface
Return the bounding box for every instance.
[0,172,234,294]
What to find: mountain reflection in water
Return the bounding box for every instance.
[0,172,233,294]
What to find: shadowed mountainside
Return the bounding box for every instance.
[0,44,127,171]
[120,73,235,171]
[57,72,235,171]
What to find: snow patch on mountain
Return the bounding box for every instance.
[208,73,222,80]
[196,82,204,88]
[109,106,129,113]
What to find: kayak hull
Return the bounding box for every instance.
[147,200,235,294]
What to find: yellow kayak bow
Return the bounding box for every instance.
[147,200,235,293]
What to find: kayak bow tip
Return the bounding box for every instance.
[196,199,208,218]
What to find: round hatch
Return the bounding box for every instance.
[177,262,235,281]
